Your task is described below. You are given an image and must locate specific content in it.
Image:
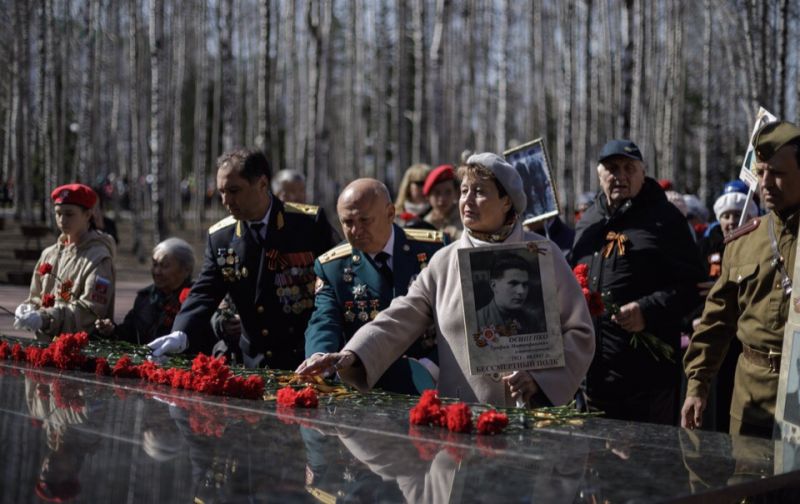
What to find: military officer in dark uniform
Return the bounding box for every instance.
[683,121,800,437]
[304,178,446,394]
[148,148,338,370]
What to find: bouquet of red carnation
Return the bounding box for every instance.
[36,262,77,304]
[572,264,605,317]
[572,265,674,363]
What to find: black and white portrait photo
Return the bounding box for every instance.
[458,242,564,375]
[504,138,559,225]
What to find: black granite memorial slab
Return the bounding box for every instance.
[0,360,798,503]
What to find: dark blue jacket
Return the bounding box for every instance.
[173,198,338,370]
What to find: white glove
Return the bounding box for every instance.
[14,310,43,332]
[147,331,188,358]
[14,303,34,319]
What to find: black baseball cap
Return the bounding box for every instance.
[598,139,643,163]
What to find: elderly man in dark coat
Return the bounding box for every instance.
[571,140,705,425]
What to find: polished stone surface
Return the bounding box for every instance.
[1,360,799,503]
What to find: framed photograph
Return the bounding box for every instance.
[457,241,564,376]
[503,138,560,226]
[776,327,800,428]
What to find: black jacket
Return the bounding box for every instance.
[570,178,705,393]
[173,198,338,370]
[111,282,214,354]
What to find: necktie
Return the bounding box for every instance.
[250,222,265,246]
[375,251,393,283]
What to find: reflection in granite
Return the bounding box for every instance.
[0,361,799,503]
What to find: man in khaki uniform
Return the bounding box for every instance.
[683,121,800,437]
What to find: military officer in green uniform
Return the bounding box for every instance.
[305,178,446,394]
[148,148,338,370]
[683,121,800,437]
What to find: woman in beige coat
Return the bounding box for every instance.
[298,153,594,407]
[14,184,116,340]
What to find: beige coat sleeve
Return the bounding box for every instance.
[339,261,437,391]
[529,244,595,406]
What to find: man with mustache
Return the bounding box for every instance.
[571,140,705,425]
[476,253,545,336]
[683,121,800,437]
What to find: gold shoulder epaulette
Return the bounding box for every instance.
[318,243,353,264]
[724,217,761,245]
[208,215,237,234]
[404,228,445,243]
[284,202,320,215]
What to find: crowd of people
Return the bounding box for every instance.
[12,120,800,439]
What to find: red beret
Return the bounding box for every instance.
[51,184,98,209]
[423,164,456,196]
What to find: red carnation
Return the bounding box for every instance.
[0,341,10,360]
[572,264,589,289]
[11,343,25,361]
[95,357,111,376]
[179,287,191,304]
[296,387,319,408]
[444,403,473,433]
[409,390,447,427]
[37,263,53,276]
[476,410,509,435]
[41,293,56,308]
[276,386,298,406]
[276,386,318,408]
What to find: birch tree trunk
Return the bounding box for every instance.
[170,6,186,222]
[258,0,271,153]
[219,0,234,152]
[495,0,508,152]
[410,0,424,163]
[149,0,166,243]
[427,0,448,164]
[74,0,98,183]
[698,0,712,204]
[128,0,145,259]
[192,0,209,236]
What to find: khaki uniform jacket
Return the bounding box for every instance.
[340,223,595,407]
[26,230,116,339]
[684,209,799,429]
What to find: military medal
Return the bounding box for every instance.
[357,301,369,322]
[352,283,367,299]
[344,301,356,322]
[369,299,380,320]
[416,252,428,269]
[343,267,353,283]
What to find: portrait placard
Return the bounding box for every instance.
[503,138,560,226]
[738,107,778,189]
[458,241,564,376]
[776,222,800,428]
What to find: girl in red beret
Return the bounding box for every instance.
[423,164,463,240]
[14,183,116,339]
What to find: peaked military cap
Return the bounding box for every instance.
[754,121,800,162]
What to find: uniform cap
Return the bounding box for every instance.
[423,164,456,196]
[753,121,800,162]
[50,183,98,209]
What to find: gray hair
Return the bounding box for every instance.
[153,237,196,277]
[271,169,306,193]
